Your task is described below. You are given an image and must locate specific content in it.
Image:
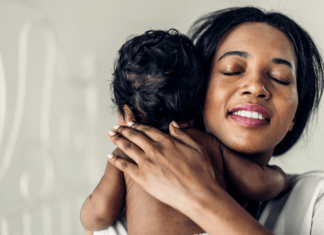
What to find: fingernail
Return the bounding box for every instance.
[107,153,114,159]
[114,125,120,130]
[108,130,116,136]
[127,121,134,127]
[172,121,180,128]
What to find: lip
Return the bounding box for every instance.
[229,115,267,127]
[229,104,270,128]
[229,104,270,119]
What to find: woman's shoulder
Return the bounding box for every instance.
[258,170,324,235]
[288,170,324,184]
[287,170,324,203]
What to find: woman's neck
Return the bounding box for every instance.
[230,149,274,166]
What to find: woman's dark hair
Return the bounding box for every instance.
[112,29,203,131]
[189,7,324,156]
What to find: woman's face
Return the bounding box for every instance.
[203,22,298,161]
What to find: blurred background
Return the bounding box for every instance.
[0,0,323,234]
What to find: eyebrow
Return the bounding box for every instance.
[218,51,250,61]
[218,50,294,70]
[272,58,293,69]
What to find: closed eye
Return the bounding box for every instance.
[268,74,290,85]
[222,72,243,76]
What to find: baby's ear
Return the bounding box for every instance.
[123,105,136,123]
[176,120,194,129]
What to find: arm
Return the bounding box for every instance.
[180,177,273,235]
[222,146,290,201]
[183,128,226,191]
[183,128,290,200]
[80,148,126,231]
[107,122,273,235]
[185,128,289,201]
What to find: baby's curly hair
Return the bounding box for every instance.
[112,29,203,131]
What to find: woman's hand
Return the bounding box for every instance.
[107,121,217,212]
[107,121,273,235]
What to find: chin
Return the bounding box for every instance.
[225,141,274,158]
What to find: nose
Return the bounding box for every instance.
[239,72,271,100]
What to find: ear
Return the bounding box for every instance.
[288,116,295,131]
[123,105,136,123]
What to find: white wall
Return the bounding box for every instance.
[27,0,324,174]
[0,0,323,234]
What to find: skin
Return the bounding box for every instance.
[205,22,298,164]
[202,22,298,207]
[81,151,125,233]
[82,22,297,234]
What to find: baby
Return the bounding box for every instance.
[80,29,289,235]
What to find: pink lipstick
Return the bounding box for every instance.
[229,104,270,128]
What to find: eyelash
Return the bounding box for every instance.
[222,72,290,85]
[222,72,242,76]
[267,74,290,85]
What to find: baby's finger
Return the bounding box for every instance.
[108,153,139,180]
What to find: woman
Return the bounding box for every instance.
[107,7,324,235]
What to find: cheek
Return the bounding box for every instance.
[204,81,222,115]
[203,79,230,132]
[204,77,228,106]
[274,87,298,130]
[284,86,298,116]
[203,89,219,129]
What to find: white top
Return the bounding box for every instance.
[94,171,324,235]
[257,171,324,235]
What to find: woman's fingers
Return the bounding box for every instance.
[113,124,157,150]
[125,122,167,142]
[169,121,202,152]
[107,121,219,214]
[111,123,170,155]
[108,153,139,180]
[112,147,137,164]
[170,122,216,181]
[108,129,146,163]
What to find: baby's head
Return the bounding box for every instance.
[112,29,203,132]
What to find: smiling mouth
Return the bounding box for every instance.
[229,110,268,121]
[229,113,269,127]
[228,104,270,127]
